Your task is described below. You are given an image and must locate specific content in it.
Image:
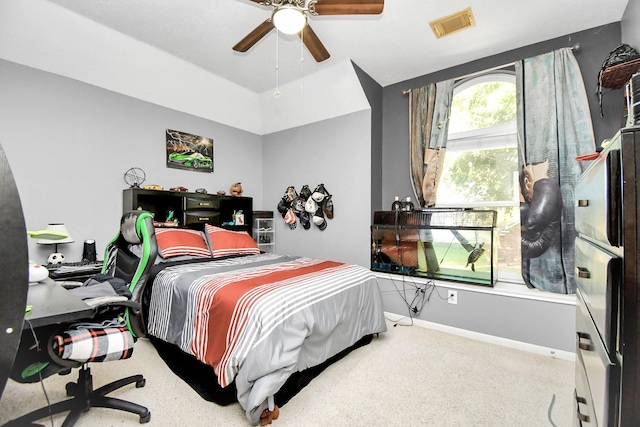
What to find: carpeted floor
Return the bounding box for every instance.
[0,319,575,426]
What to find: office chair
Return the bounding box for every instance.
[5,210,158,426]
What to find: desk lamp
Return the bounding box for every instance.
[35,223,74,265]
[27,226,71,282]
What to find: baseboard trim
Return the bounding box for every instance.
[384,311,575,362]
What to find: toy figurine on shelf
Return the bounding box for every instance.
[230,182,243,196]
[161,210,179,227]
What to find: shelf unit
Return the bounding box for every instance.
[122,188,252,234]
[253,211,275,253]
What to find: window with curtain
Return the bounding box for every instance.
[409,48,594,292]
[437,71,523,283]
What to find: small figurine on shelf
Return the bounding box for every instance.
[401,197,415,211]
[233,210,245,225]
[230,182,243,196]
[163,210,179,227]
[391,196,402,211]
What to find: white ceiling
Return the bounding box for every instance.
[45,0,629,94]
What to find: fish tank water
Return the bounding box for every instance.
[371,209,497,286]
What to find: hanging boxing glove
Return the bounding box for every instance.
[312,207,327,231]
[520,178,563,258]
[277,186,298,229]
[291,197,311,230]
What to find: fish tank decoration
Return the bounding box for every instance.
[371,208,497,286]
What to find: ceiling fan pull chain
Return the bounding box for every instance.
[300,29,304,95]
[274,28,281,98]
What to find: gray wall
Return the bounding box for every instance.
[374,24,625,352]
[377,277,576,352]
[0,59,263,263]
[261,110,372,267]
[0,58,373,270]
[353,62,384,214]
[381,23,624,211]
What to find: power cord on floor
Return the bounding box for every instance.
[388,273,431,319]
[383,211,463,324]
[547,393,557,427]
[24,318,55,427]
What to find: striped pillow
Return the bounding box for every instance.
[155,228,212,258]
[205,224,260,258]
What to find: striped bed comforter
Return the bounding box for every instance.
[146,253,387,425]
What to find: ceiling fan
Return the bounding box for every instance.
[233,0,384,62]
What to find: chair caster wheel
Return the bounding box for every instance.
[140,411,151,423]
[135,378,146,388]
[66,382,78,397]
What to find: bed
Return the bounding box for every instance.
[139,224,387,425]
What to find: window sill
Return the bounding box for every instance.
[373,272,576,306]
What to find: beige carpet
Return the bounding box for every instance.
[0,319,574,427]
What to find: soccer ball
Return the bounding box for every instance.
[48,252,65,265]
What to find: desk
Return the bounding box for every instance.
[24,279,93,328]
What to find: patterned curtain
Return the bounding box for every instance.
[409,80,454,208]
[516,48,596,293]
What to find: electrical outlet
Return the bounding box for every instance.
[447,290,458,304]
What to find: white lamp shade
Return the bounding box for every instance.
[272,6,306,35]
[36,223,74,245]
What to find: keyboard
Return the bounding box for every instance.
[47,260,103,279]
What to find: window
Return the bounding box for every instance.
[437,71,522,282]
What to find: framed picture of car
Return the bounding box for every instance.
[166,129,214,173]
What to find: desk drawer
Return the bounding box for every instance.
[574,236,620,353]
[576,290,618,427]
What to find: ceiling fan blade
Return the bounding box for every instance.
[299,24,330,62]
[233,19,275,53]
[311,0,384,15]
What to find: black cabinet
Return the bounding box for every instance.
[574,127,640,426]
[123,189,252,234]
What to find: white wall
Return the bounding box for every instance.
[621,0,640,47]
[0,1,372,137]
[0,1,373,266]
[0,0,262,134]
[258,60,373,267]
[259,60,372,135]
[261,110,372,267]
[0,60,263,263]
[0,55,374,268]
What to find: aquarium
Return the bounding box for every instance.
[371,209,497,286]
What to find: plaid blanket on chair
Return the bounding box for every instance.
[53,326,135,363]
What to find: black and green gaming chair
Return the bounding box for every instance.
[101,210,158,339]
[5,210,158,426]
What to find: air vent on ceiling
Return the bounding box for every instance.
[430,7,476,39]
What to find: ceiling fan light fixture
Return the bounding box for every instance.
[272,5,306,35]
